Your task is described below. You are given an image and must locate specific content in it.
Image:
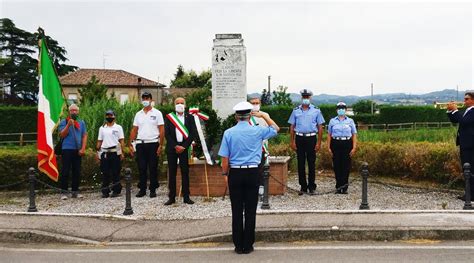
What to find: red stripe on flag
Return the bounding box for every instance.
[166,114,188,139]
[37,111,59,182]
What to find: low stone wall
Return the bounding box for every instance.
[168,156,290,197]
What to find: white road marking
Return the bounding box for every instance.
[1,245,474,253]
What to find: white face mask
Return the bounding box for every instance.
[142,100,150,107]
[252,104,260,112]
[175,104,185,113]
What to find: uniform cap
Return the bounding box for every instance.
[105,109,115,116]
[300,89,313,96]
[233,101,253,115]
[336,102,347,108]
[141,92,152,99]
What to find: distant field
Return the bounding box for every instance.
[271,127,457,144]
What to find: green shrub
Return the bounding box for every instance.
[0,106,37,133]
[377,106,449,124]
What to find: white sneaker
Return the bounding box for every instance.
[61,195,68,200]
[72,193,84,199]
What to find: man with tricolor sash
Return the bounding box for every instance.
[164,97,198,205]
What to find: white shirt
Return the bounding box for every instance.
[175,113,185,143]
[253,110,270,149]
[133,108,164,140]
[98,123,124,153]
[464,106,474,116]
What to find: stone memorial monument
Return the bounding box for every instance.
[211,34,247,119]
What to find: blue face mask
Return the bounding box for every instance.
[337,108,346,116]
[302,99,310,105]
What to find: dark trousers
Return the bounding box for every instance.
[136,142,159,192]
[60,149,82,192]
[228,168,259,250]
[330,139,353,191]
[460,148,474,196]
[100,152,122,195]
[167,149,190,199]
[296,135,317,191]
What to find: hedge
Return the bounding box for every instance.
[0,106,37,133]
[377,106,449,124]
[0,141,463,189]
[0,146,166,190]
[270,141,462,186]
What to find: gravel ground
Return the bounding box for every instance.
[0,174,465,220]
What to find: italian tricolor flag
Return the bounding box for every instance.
[37,39,65,182]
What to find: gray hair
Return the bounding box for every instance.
[68,104,79,111]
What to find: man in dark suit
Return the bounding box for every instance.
[164,97,198,205]
[447,91,474,200]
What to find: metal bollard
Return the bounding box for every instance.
[359,162,370,210]
[27,167,38,212]
[261,158,270,210]
[463,163,473,210]
[123,168,134,215]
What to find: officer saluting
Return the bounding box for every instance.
[288,89,325,195]
[219,101,279,254]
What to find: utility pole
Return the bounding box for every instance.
[457,85,459,102]
[268,75,271,93]
[371,83,374,115]
[102,53,108,69]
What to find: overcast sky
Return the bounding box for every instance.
[2,0,472,96]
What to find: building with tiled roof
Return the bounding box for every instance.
[59,68,166,104]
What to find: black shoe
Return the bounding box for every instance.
[101,193,109,198]
[242,247,254,254]
[298,188,307,196]
[110,192,120,198]
[149,191,157,198]
[183,197,194,204]
[234,247,244,254]
[164,198,175,206]
[136,191,146,198]
[341,189,348,194]
[308,189,315,195]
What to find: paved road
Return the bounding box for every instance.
[2,241,474,262]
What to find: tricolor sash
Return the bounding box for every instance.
[166,112,189,139]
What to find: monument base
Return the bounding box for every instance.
[166,156,290,197]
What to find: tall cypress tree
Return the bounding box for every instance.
[0,18,77,104]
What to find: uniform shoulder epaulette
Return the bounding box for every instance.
[293,106,299,110]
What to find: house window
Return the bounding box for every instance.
[120,94,129,105]
[68,93,78,104]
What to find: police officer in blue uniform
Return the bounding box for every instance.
[327,102,357,194]
[288,89,325,195]
[219,101,279,254]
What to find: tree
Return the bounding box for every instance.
[78,76,107,104]
[170,65,211,88]
[272,85,292,106]
[185,81,212,108]
[352,99,376,114]
[0,18,77,104]
[260,88,272,106]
